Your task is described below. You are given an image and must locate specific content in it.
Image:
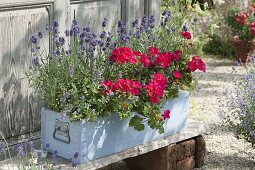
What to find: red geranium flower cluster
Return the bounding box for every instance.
[110,46,184,70]
[115,79,142,96]
[173,70,182,79]
[100,79,142,96]
[149,47,182,68]
[188,56,206,72]
[235,12,249,25]
[180,31,192,39]
[109,47,137,64]
[144,73,168,104]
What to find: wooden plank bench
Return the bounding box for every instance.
[0,119,209,170]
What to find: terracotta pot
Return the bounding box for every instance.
[231,37,255,63]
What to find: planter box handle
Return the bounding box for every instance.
[53,119,71,144]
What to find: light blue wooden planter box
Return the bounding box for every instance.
[41,91,189,163]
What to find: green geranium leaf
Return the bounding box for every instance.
[129,115,145,131]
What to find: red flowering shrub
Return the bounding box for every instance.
[235,12,249,26]
[226,5,255,41]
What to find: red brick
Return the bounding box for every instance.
[195,135,206,168]
[176,156,195,170]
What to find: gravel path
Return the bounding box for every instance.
[100,57,255,170]
[190,57,255,170]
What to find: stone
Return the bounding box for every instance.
[176,156,195,170]
[195,135,206,168]
[125,146,170,170]
[176,139,195,161]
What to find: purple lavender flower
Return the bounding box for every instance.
[91,40,98,47]
[37,152,42,162]
[32,56,40,66]
[38,32,43,39]
[102,18,108,27]
[56,50,61,56]
[132,19,139,27]
[148,34,155,41]
[29,141,34,152]
[65,30,70,36]
[72,19,78,26]
[53,20,59,27]
[72,26,80,36]
[17,144,25,158]
[83,26,90,32]
[141,16,147,27]
[100,31,106,39]
[31,35,38,44]
[71,159,78,167]
[31,48,35,53]
[70,30,74,36]
[183,24,188,32]
[98,41,104,47]
[106,36,111,42]
[80,32,86,39]
[74,152,79,159]
[59,37,65,46]
[46,24,53,31]
[162,10,171,17]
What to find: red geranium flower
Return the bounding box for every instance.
[145,73,168,104]
[140,54,151,67]
[110,47,137,65]
[115,79,142,96]
[162,110,170,120]
[148,47,160,56]
[188,56,206,72]
[173,70,182,79]
[100,80,116,95]
[180,31,192,39]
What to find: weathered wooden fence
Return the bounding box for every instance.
[0,0,161,149]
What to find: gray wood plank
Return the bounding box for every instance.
[0,6,49,141]
[71,0,122,34]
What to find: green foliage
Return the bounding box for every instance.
[203,33,234,58]
[129,115,145,131]
[26,38,110,122]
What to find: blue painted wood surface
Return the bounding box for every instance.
[41,91,189,163]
